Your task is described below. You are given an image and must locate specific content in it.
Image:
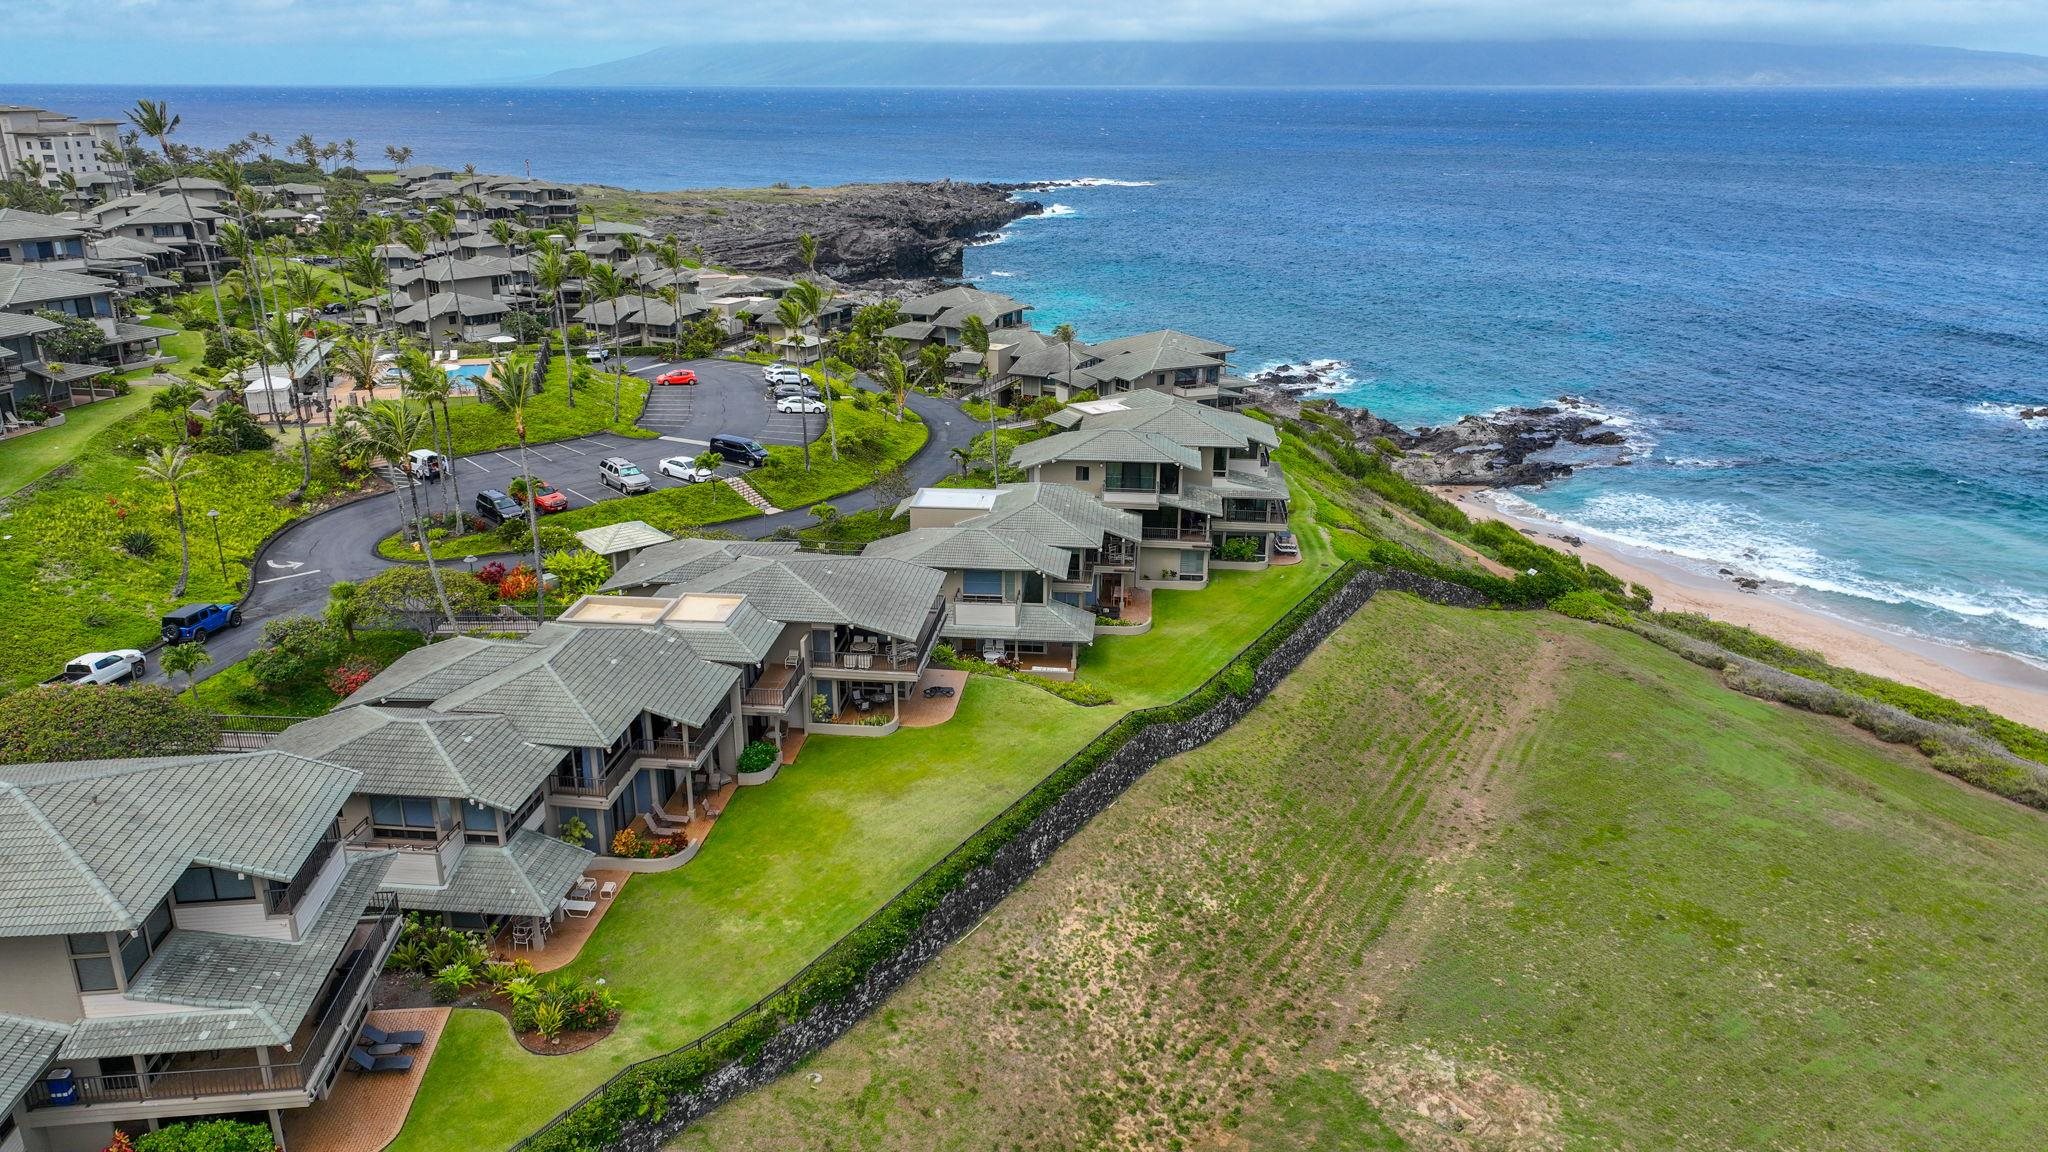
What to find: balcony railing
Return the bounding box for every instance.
[25,898,397,1111]
[1141,526,1211,543]
[1222,503,1289,524]
[264,819,342,918]
[743,661,807,711]
[813,604,942,675]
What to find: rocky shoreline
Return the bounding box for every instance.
[1243,365,1634,488]
[616,180,1042,284]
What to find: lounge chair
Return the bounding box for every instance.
[348,1047,413,1073]
[561,898,596,919]
[360,1023,427,1048]
[643,809,685,836]
[598,880,618,900]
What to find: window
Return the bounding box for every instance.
[173,866,257,905]
[68,933,117,992]
[1073,465,1090,482]
[462,803,500,843]
[1212,450,1227,477]
[371,795,442,840]
[118,898,173,982]
[961,570,1004,600]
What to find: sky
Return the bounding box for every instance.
[3,0,2045,84]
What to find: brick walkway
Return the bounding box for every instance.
[281,1007,448,1152]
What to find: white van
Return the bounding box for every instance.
[406,448,446,482]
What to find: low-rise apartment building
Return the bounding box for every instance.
[0,753,402,1152]
[1010,390,1290,586]
[865,484,1142,675]
[0,106,127,196]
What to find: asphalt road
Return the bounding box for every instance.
[136,359,982,689]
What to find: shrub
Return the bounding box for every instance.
[243,616,341,690]
[119,529,159,558]
[737,739,779,774]
[531,1001,567,1042]
[1218,537,1262,562]
[326,658,378,698]
[0,684,220,764]
[476,560,508,586]
[1548,589,1628,623]
[354,566,499,639]
[199,402,273,454]
[133,1119,275,1152]
[558,814,593,847]
[811,693,832,721]
[497,565,539,603]
[808,501,838,523]
[1221,660,1256,697]
[610,827,643,858]
[432,960,478,1002]
[544,548,610,598]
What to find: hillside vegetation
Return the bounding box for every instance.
[674,594,2048,1151]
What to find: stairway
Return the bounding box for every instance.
[722,475,782,516]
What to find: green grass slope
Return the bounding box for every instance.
[673,595,2048,1152]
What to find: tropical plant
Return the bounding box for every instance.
[474,355,549,620]
[338,400,459,631]
[136,444,199,596]
[158,643,212,700]
[875,344,910,422]
[530,1000,567,1042]
[127,99,228,343]
[431,960,478,1002]
[149,381,203,442]
[259,310,316,494]
[796,232,817,271]
[133,1119,276,1152]
[558,814,593,848]
[738,739,779,774]
[544,548,610,598]
[1052,321,1079,392]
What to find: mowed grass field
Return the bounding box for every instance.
[673,594,2048,1152]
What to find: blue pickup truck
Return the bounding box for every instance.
[160,602,242,644]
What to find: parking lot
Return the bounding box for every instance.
[616,356,823,452]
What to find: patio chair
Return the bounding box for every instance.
[562,898,597,919]
[509,924,532,951]
[783,650,800,668]
[598,880,619,900]
[360,1023,427,1048]
[349,1047,413,1074]
[644,809,684,836]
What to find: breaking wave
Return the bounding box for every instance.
[1029,177,1157,188]
[1969,401,2047,428]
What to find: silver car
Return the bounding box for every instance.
[598,456,652,494]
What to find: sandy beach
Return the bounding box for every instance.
[1442,488,2048,728]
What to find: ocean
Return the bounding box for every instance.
[11,84,2047,667]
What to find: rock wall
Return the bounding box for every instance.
[536,567,1492,1152]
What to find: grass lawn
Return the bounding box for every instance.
[0,385,160,497]
[384,514,1336,1152]
[796,506,906,550]
[746,398,926,511]
[0,410,362,693]
[439,359,655,456]
[677,594,2048,1152]
[190,629,424,719]
[377,482,757,562]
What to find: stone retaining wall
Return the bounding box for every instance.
[540,566,1491,1152]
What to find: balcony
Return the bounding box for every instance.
[812,604,943,679]
[633,702,731,768]
[1141,526,1212,543]
[743,660,807,714]
[264,819,342,918]
[25,899,398,1112]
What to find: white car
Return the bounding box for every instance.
[776,394,826,414]
[762,363,805,386]
[64,650,146,685]
[658,456,716,483]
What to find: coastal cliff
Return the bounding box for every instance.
[582,181,1039,282]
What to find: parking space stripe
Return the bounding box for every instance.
[463,458,492,473]
[555,443,587,455]
[565,488,598,504]
[492,452,521,470]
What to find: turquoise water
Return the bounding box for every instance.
[13,84,2045,666]
[446,363,489,382]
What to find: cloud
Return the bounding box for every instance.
[8,0,2046,82]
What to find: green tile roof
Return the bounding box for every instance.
[385,830,592,919]
[0,754,361,938]
[0,1013,71,1112]
[269,706,563,812]
[865,524,1073,579]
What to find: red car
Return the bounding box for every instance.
[656,369,698,386]
[515,478,569,514]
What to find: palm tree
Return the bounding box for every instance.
[876,345,910,423]
[916,342,950,394]
[949,445,975,477]
[150,381,203,442]
[1052,322,1079,397]
[341,245,384,313]
[426,207,465,352]
[693,449,724,473]
[489,218,517,254]
[400,221,432,350]
[260,310,316,494]
[126,100,228,345]
[330,332,381,395]
[532,243,576,407]
[585,263,628,419]
[340,399,459,632]
[159,642,212,701]
[775,294,816,470]
[796,233,817,272]
[383,145,413,168]
[474,356,549,623]
[959,314,997,474]
[137,445,199,597]
[401,347,462,534]
[787,279,839,459]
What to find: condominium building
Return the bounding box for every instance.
[0,106,127,197]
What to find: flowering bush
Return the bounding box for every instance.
[498,565,539,602]
[609,827,642,857]
[476,560,507,586]
[326,658,378,698]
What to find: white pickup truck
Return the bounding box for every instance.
[64,650,146,685]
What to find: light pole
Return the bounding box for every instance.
[464,555,477,575]
[206,509,226,582]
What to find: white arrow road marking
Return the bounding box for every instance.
[264,559,305,570]
[256,568,323,584]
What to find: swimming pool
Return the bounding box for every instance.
[446,363,489,382]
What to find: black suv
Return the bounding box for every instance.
[475,489,522,526]
[707,434,768,468]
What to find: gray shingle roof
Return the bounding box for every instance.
[1008,427,1203,470]
[665,554,944,641]
[269,706,563,812]
[60,852,394,1059]
[385,830,592,919]
[864,524,1073,579]
[1044,388,1278,448]
[942,599,1097,644]
[430,626,737,747]
[0,1013,71,1111]
[977,483,1141,546]
[0,262,114,309]
[576,521,677,556]
[0,754,361,937]
[0,311,61,340]
[600,538,801,593]
[342,636,541,706]
[0,207,84,244]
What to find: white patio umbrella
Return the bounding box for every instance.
[486,335,517,346]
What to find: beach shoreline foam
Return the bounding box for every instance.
[1442,486,2048,727]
